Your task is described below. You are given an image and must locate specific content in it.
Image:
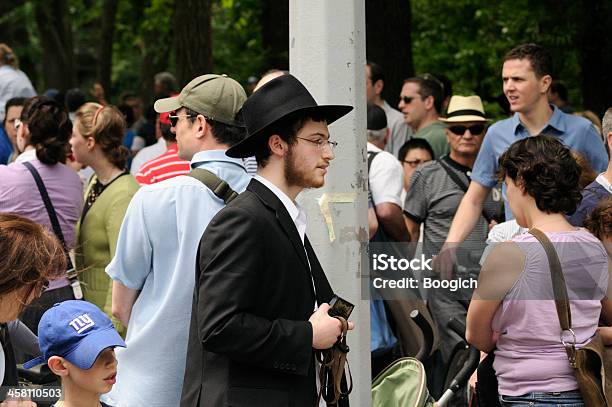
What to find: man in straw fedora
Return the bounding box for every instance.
[403,94,503,403]
[181,74,354,407]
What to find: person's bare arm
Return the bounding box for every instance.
[404,215,421,243]
[112,281,140,327]
[467,242,524,352]
[435,181,491,279]
[375,202,411,242]
[368,207,378,239]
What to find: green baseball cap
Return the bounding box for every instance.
[154,74,247,126]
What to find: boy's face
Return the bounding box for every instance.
[63,348,118,394]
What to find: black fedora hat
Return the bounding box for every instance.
[226,74,353,158]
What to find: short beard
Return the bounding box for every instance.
[284,144,325,189]
[284,144,309,188]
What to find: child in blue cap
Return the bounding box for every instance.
[23,300,126,407]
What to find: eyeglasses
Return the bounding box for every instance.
[296,136,338,151]
[168,114,196,127]
[400,96,416,105]
[448,124,486,136]
[401,159,426,167]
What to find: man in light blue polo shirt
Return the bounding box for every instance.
[103,74,251,407]
[435,43,607,278]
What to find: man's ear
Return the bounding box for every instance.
[268,134,286,157]
[195,115,209,139]
[47,356,69,377]
[423,95,434,111]
[540,75,552,94]
[374,79,384,96]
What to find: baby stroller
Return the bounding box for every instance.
[372,310,480,406]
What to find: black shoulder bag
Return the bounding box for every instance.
[23,161,83,299]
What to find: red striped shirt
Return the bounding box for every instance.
[135,144,191,185]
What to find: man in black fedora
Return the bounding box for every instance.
[180,74,354,407]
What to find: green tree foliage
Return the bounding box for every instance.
[211,0,267,83]
[3,0,606,115]
[411,0,583,118]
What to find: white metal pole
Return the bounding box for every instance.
[290,1,370,406]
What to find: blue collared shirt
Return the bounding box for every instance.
[104,150,251,407]
[471,105,608,219]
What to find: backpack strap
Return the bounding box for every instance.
[188,167,238,204]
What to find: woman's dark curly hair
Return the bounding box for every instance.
[22,96,72,165]
[497,135,582,214]
[584,197,612,240]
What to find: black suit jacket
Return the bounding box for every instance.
[181,179,347,407]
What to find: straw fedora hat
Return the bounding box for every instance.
[440,95,491,123]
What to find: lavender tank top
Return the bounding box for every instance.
[492,229,609,396]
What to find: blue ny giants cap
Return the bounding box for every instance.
[24,301,126,370]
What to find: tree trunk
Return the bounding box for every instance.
[173,0,213,87]
[33,0,76,91]
[97,0,119,98]
[141,42,172,107]
[261,0,289,71]
[366,0,414,108]
[575,0,611,116]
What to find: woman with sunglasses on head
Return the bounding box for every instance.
[0,96,84,334]
[466,136,612,406]
[0,213,68,387]
[70,103,139,333]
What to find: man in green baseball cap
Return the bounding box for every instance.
[104,73,251,407]
[153,73,247,159]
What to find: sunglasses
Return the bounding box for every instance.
[448,124,485,135]
[168,114,196,127]
[400,96,417,105]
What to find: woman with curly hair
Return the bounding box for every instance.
[0,96,83,332]
[70,103,138,331]
[466,136,612,406]
[584,197,612,345]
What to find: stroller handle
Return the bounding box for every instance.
[443,317,481,397]
[410,309,434,362]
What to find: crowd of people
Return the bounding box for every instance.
[0,39,610,407]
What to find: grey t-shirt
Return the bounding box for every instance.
[404,156,503,265]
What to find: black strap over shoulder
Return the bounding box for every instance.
[23,161,74,271]
[188,167,238,204]
[367,151,379,172]
[437,158,493,224]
